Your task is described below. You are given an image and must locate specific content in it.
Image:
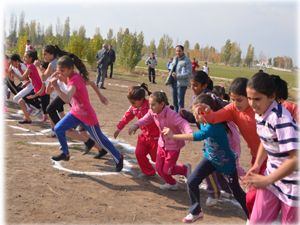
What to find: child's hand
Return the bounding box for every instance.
[34,60,40,67]
[162,127,173,138]
[193,103,211,115]
[242,172,271,189]
[128,124,139,135]
[113,129,121,139]
[26,95,36,99]
[50,78,59,88]
[100,95,109,105]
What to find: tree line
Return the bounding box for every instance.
[5,13,294,71]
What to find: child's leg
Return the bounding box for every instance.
[40,94,50,116]
[46,96,65,125]
[155,146,166,181]
[54,113,81,156]
[187,158,216,215]
[215,172,232,195]
[135,135,156,176]
[84,124,122,164]
[162,150,186,185]
[281,202,298,224]
[205,173,221,199]
[148,137,158,163]
[250,188,281,224]
[226,169,248,218]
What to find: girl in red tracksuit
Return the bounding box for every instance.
[113,83,159,176]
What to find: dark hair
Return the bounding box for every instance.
[270,74,288,100]
[150,91,169,105]
[57,51,89,81]
[193,93,230,132]
[176,45,184,51]
[191,70,208,84]
[213,85,230,101]
[127,83,152,101]
[25,50,38,62]
[247,72,276,97]
[229,77,248,97]
[43,45,60,58]
[207,77,213,91]
[41,61,49,70]
[10,53,23,63]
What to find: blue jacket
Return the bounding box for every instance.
[169,54,192,87]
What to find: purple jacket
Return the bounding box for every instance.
[136,106,192,151]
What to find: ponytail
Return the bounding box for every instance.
[127,83,152,101]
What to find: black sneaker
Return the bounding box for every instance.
[115,154,124,172]
[82,139,95,155]
[52,153,70,161]
[94,149,108,159]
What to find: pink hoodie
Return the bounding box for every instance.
[136,106,192,151]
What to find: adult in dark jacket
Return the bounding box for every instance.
[96,43,109,89]
[107,45,116,78]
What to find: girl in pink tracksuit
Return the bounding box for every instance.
[129,91,192,190]
[114,83,159,176]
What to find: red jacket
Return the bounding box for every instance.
[117,99,160,138]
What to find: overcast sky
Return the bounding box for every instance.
[3,0,299,62]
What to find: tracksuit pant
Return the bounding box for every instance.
[187,157,248,218]
[54,113,122,164]
[155,146,187,185]
[136,134,158,176]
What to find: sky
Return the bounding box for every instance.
[3,0,299,63]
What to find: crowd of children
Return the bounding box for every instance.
[4,45,298,224]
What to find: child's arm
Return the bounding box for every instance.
[18,68,30,81]
[162,127,193,140]
[195,103,234,124]
[52,78,75,103]
[26,84,46,99]
[34,60,54,81]
[129,110,154,135]
[244,150,297,188]
[86,80,108,105]
[114,107,135,138]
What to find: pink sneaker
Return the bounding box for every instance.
[182,212,204,223]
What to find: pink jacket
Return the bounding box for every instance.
[136,106,192,151]
[117,99,159,138]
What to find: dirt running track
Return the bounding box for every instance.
[5,72,251,224]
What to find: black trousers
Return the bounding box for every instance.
[39,94,50,114]
[187,157,248,218]
[108,63,114,78]
[46,96,65,124]
[148,67,156,82]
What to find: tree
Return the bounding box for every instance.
[78,25,86,39]
[194,43,200,50]
[157,34,173,58]
[229,42,242,66]
[245,44,255,67]
[18,11,26,36]
[63,17,70,46]
[107,28,114,43]
[67,31,86,59]
[86,31,104,68]
[148,39,156,54]
[184,40,190,51]
[7,13,17,48]
[56,17,63,36]
[45,24,53,37]
[221,39,232,65]
[17,34,28,56]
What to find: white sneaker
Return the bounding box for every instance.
[220,190,233,199]
[159,183,178,191]
[205,196,219,207]
[182,212,204,223]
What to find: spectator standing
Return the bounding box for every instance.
[202,61,209,75]
[145,52,157,84]
[96,43,109,89]
[107,44,116,78]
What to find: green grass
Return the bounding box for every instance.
[137,57,298,88]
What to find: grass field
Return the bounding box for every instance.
[137,57,298,88]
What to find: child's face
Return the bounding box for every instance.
[192,105,206,123]
[57,65,73,78]
[129,99,144,108]
[229,92,249,112]
[149,96,165,114]
[23,54,32,64]
[43,51,54,63]
[191,80,207,96]
[246,87,275,115]
[11,60,19,67]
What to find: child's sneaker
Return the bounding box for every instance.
[182,212,204,223]
[51,153,70,161]
[115,154,123,172]
[94,149,108,159]
[205,196,219,207]
[159,183,178,191]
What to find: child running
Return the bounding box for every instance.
[129,91,192,190]
[194,77,266,216]
[113,83,159,177]
[243,72,298,224]
[50,55,123,172]
[163,93,249,223]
